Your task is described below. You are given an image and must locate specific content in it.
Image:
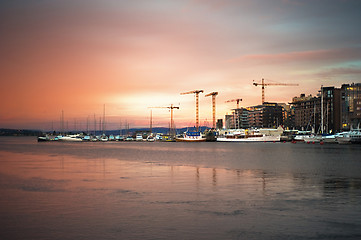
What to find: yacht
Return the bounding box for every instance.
[176,131,206,142]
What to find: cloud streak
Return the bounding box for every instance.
[229,47,361,65]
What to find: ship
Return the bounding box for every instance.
[176,131,206,142]
[217,127,282,142]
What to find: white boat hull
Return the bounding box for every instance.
[58,136,83,142]
[176,131,206,142]
[303,136,321,143]
[217,135,280,142]
[176,137,206,142]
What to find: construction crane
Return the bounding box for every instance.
[225,98,242,109]
[180,90,204,131]
[205,92,218,129]
[253,78,298,104]
[225,98,242,129]
[148,104,179,137]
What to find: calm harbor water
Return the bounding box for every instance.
[1,137,361,240]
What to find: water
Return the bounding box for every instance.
[1,137,361,240]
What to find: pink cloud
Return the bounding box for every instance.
[229,47,361,65]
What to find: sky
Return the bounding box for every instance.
[1,0,361,131]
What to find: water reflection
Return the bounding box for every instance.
[1,138,361,239]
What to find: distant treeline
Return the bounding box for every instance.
[0,128,43,136]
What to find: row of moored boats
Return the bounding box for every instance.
[293,129,361,144]
[37,127,361,144]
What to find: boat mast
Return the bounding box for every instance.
[313,101,316,134]
[61,110,64,135]
[326,101,329,134]
[150,109,152,134]
[102,104,106,135]
[86,116,89,135]
[119,120,122,136]
[94,114,96,135]
[321,85,324,134]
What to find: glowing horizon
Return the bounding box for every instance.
[1,0,361,130]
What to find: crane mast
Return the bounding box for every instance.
[253,78,298,104]
[205,92,218,129]
[180,90,204,131]
[225,98,242,129]
[148,104,179,137]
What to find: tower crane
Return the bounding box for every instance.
[148,104,179,137]
[253,78,298,104]
[225,98,242,109]
[205,92,218,129]
[225,98,242,129]
[180,90,204,131]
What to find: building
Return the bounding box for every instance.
[322,86,341,133]
[341,83,361,130]
[247,106,263,128]
[235,108,250,129]
[246,103,284,128]
[278,103,295,130]
[224,108,249,129]
[262,103,284,128]
[216,119,223,129]
[291,86,341,134]
[225,114,234,129]
[291,94,320,132]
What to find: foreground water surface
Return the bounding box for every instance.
[1,137,361,239]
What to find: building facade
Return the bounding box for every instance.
[221,83,361,132]
[292,86,341,134]
[246,103,284,128]
[224,108,250,129]
[322,86,341,133]
[341,83,361,130]
[291,94,320,132]
[216,119,223,129]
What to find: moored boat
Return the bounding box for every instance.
[37,135,50,142]
[217,132,280,142]
[58,134,83,142]
[303,135,321,144]
[146,135,155,142]
[321,134,338,144]
[176,131,206,142]
[293,131,312,142]
[350,129,361,144]
[217,128,281,142]
[335,132,351,144]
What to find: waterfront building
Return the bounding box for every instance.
[216,119,223,129]
[278,103,295,130]
[262,103,284,128]
[224,108,250,129]
[322,86,341,133]
[291,94,320,132]
[225,114,234,129]
[235,108,250,129]
[246,103,284,128]
[341,83,361,130]
[292,86,341,134]
[247,106,263,128]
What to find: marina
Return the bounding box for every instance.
[37,126,361,145]
[2,1,361,239]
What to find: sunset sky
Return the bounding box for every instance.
[1,0,361,131]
